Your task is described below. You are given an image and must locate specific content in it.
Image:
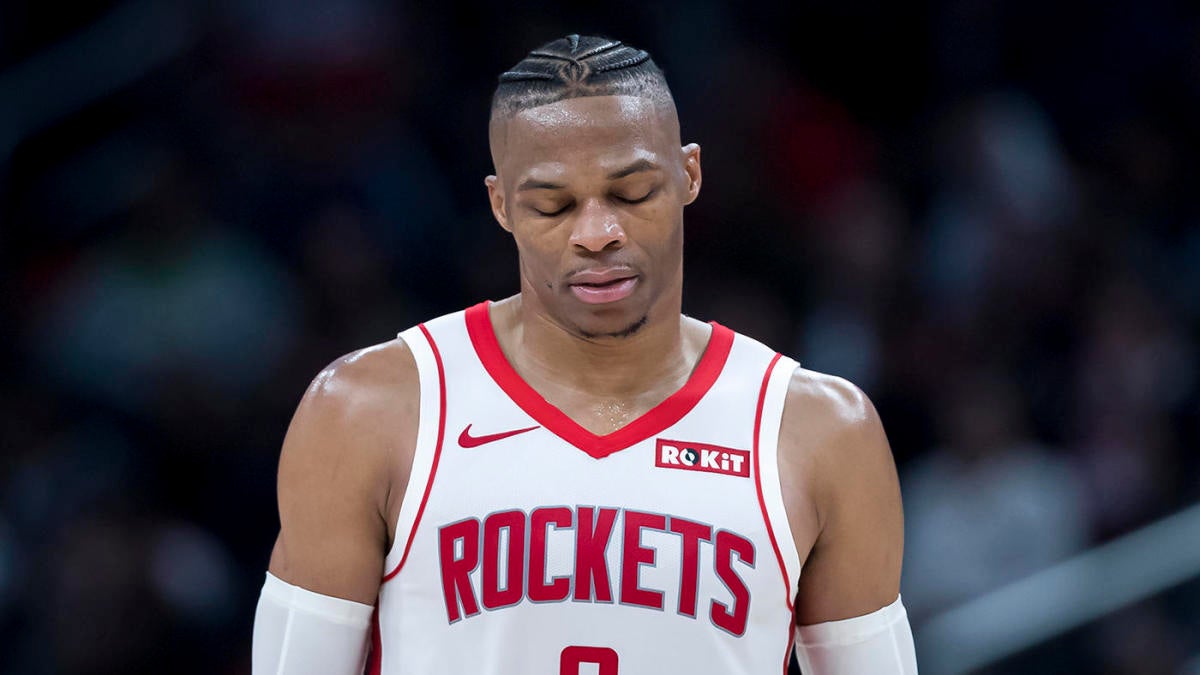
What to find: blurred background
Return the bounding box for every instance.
[2,1,1198,673]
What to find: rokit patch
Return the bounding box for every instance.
[655,439,750,478]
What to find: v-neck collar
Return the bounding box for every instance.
[464,301,734,459]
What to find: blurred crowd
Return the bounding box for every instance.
[2,1,1198,673]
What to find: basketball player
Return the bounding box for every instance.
[253,35,917,674]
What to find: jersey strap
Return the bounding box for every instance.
[381,322,449,580]
[754,353,803,607]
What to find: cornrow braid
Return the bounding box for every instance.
[491,34,673,120]
[498,70,554,82]
[574,40,624,61]
[593,51,651,73]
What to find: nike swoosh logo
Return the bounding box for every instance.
[458,423,540,448]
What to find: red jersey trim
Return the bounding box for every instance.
[381,322,448,583]
[366,606,382,675]
[782,623,795,675]
[464,301,735,459]
[752,352,794,613]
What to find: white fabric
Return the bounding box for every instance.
[756,355,804,598]
[252,572,374,675]
[794,595,918,674]
[382,325,443,575]
[374,306,798,674]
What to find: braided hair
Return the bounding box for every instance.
[490,34,673,120]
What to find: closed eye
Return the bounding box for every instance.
[533,204,570,217]
[615,189,655,205]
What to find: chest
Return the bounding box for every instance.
[414,424,773,637]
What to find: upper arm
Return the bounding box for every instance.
[779,370,904,625]
[267,339,419,605]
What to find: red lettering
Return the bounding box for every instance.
[711,529,754,636]
[620,510,666,610]
[560,646,619,674]
[482,510,526,609]
[438,518,480,622]
[669,517,712,617]
[574,507,618,602]
[441,506,758,634]
[529,507,572,602]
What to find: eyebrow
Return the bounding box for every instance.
[515,159,662,192]
[607,158,659,180]
[516,178,566,192]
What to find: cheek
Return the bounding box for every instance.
[512,226,567,280]
[637,207,684,257]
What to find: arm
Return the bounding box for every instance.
[778,370,916,673]
[253,340,419,675]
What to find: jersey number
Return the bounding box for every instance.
[560,646,619,675]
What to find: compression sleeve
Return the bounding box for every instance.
[793,595,918,674]
[252,572,374,675]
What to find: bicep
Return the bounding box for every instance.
[268,371,395,605]
[788,382,904,625]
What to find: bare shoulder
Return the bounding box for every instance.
[280,337,421,509]
[269,337,420,601]
[783,368,874,422]
[778,367,888,471]
[776,367,899,550]
[294,338,419,432]
[778,367,904,622]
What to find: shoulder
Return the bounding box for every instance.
[777,367,897,527]
[777,369,905,622]
[278,338,420,502]
[269,338,421,598]
[777,365,873,432]
[295,338,419,426]
[779,367,879,451]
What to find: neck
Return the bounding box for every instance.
[491,293,698,401]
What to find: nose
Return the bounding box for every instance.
[568,199,626,253]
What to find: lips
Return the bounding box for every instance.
[567,267,639,304]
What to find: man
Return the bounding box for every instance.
[253,34,917,674]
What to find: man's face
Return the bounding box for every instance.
[487,95,701,339]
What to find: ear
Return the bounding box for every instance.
[681,143,702,205]
[485,175,511,232]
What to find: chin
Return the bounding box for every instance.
[571,306,649,340]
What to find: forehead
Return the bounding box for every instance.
[495,95,679,178]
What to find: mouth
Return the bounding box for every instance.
[567,272,639,305]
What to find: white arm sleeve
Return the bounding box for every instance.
[794,595,918,674]
[252,572,374,675]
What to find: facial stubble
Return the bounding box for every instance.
[579,314,648,340]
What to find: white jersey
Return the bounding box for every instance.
[368,302,802,675]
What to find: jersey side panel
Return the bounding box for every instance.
[755,354,803,602]
[382,324,447,576]
[754,354,803,675]
[374,320,451,673]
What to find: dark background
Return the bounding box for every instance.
[2,1,1198,673]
